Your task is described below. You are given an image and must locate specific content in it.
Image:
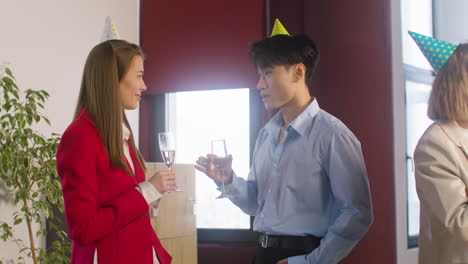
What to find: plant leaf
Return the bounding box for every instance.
[13,218,23,225]
[5,67,14,78]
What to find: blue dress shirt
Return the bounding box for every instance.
[224,99,373,264]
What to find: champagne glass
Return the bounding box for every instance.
[158,132,181,193]
[211,139,228,199]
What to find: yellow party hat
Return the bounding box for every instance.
[271,19,290,37]
[100,16,120,43]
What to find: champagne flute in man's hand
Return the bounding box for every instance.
[211,139,229,199]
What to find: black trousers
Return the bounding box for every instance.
[252,246,308,264]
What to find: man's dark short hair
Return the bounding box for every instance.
[249,34,320,88]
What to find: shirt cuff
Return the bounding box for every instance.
[216,171,240,195]
[150,206,159,217]
[288,254,307,264]
[136,181,162,206]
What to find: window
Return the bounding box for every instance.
[400,0,434,248]
[165,89,252,230]
[405,80,432,241]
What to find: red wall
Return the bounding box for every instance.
[140,0,263,95]
[269,0,304,34]
[305,1,396,263]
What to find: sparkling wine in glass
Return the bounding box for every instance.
[158,132,181,193]
[161,149,175,170]
[211,139,228,199]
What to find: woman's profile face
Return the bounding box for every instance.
[119,55,147,110]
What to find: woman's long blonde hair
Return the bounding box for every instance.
[429,43,468,121]
[74,39,146,175]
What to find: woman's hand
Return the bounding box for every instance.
[148,169,177,193]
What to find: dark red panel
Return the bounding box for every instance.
[305,0,396,263]
[198,243,256,264]
[268,0,304,35]
[141,0,264,94]
[139,95,151,160]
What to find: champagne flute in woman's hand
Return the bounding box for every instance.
[158,132,182,193]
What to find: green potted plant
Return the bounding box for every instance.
[0,65,70,264]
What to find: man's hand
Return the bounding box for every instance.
[277,259,288,264]
[195,154,233,183]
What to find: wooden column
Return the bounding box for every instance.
[146,163,197,264]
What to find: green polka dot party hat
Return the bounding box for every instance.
[408,31,457,72]
[271,19,290,37]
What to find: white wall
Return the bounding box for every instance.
[434,0,468,44]
[0,1,139,262]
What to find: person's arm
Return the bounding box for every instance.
[138,166,177,217]
[195,130,267,216]
[57,130,149,245]
[216,131,270,216]
[220,169,259,216]
[136,181,162,216]
[414,129,468,241]
[289,131,373,264]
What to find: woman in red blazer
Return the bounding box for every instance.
[57,40,175,264]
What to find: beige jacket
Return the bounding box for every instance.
[414,120,468,264]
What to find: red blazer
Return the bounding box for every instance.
[56,109,172,264]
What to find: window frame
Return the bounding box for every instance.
[403,64,435,249]
[393,0,435,261]
[147,88,265,243]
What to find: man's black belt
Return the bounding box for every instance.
[258,233,322,253]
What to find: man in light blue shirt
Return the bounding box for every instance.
[196,31,373,264]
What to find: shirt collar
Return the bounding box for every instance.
[264,99,320,137]
[288,99,320,136]
[122,123,131,141]
[264,110,284,134]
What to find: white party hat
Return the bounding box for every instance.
[100,16,120,42]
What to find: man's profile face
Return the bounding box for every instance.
[256,64,298,110]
